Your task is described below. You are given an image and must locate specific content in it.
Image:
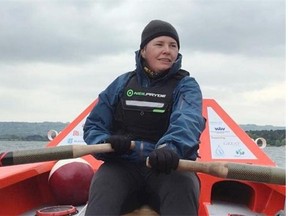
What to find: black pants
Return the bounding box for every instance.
[85,160,200,216]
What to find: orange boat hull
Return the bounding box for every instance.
[0,99,285,215]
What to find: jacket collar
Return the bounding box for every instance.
[134,50,182,83]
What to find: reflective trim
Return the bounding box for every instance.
[153,109,165,113]
[126,100,164,108]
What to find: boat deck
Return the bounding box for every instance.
[22,202,285,216]
[21,204,159,216]
[206,201,265,216]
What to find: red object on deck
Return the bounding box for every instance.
[36,205,77,216]
[48,158,94,206]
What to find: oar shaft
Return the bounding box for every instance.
[1,144,285,185]
[0,143,134,166]
[226,163,285,185]
[177,160,285,185]
[0,145,74,166]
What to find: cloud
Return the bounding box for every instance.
[0,0,285,126]
[179,0,285,56]
[1,0,284,63]
[241,82,285,105]
[0,1,137,63]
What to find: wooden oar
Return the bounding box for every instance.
[174,159,285,185]
[0,142,285,185]
[0,143,120,166]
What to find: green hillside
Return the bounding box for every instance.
[0,122,68,141]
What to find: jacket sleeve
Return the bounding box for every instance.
[83,73,129,146]
[156,76,206,160]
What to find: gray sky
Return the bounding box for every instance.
[0,0,285,126]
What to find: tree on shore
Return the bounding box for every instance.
[246,130,285,146]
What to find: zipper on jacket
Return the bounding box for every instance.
[140,141,144,160]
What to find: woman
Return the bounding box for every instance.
[84,19,206,215]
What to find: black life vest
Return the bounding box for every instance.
[112,70,189,143]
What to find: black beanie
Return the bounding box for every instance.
[140,20,180,49]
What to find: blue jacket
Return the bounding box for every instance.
[83,50,206,162]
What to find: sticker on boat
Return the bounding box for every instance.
[208,107,256,159]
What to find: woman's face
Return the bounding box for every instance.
[141,36,179,73]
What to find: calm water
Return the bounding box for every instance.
[0,141,285,168]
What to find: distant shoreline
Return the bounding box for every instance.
[0,122,285,146]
